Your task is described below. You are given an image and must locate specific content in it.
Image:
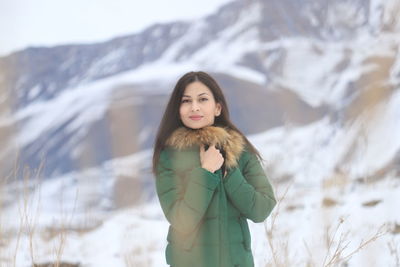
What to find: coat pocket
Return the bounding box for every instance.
[239,217,251,251]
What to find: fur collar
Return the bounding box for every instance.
[166,126,245,168]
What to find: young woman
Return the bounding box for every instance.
[152,71,276,267]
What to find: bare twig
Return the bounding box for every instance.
[323,223,388,267]
[265,181,293,267]
[52,173,79,267]
[322,217,345,267]
[388,238,400,267]
[303,239,315,267]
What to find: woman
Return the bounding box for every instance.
[152,71,276,267]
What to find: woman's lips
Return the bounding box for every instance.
[189,116,203,121]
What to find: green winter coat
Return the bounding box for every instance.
[155,126,276,267]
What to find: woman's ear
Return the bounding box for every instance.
[215,103,222,116]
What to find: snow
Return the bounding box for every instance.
[1,202,168,267]
[84,48,127,79]
[2,173,399,267]
[369,0,384,33]
[189,3,265,84]
[27,85,41,101]
[270,35,398,108]
[14,80,111,148]
[346,89,400,178]
[250,175,400,266]
[223,64,266,84]
[248,117,347,185]
[13,59,179,152]
[326,2,367,29]
[391,47,400,85]
[99,61,201,87]
[247,86,400,185]
[276,39,347,107]
[382,0,400,30]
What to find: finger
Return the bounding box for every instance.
[200,144,205,154]
[209,143,217,149]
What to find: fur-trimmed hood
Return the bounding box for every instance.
[165,126,245,169]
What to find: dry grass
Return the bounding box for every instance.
[388,238,400,267]
[123,245,152,267]
[49,177,79,267]
[265,181,293,267]
[264,178,390,267]
[0,155,79,267]
[322,218,387,267]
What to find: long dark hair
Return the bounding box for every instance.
[152,71,262,174]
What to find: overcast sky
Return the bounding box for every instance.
[0,0,232,56]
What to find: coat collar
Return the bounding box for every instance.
[165,125,245,169]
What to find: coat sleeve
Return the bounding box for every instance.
[155,149,220,235]
[223,151,276,223]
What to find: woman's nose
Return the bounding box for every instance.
[191,101,200,111]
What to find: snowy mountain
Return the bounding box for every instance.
[1,0,398,181]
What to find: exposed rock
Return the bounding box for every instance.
[33,262,80,267]
[362,199,382,207]
[322,197,339,207]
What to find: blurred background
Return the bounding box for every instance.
[0,0,399,266]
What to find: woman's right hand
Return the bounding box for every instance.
[200,143,224,173]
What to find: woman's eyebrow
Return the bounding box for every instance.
[182,93,209,98]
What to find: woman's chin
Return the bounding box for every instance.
[183,121,213,129]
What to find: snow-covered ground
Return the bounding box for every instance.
[1,172,399,267]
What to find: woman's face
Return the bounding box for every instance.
[179,81,222,129]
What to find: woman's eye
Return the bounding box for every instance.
[200,98,208,102]
[181,99,190,103]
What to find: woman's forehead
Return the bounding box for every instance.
[183,81,212,96]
